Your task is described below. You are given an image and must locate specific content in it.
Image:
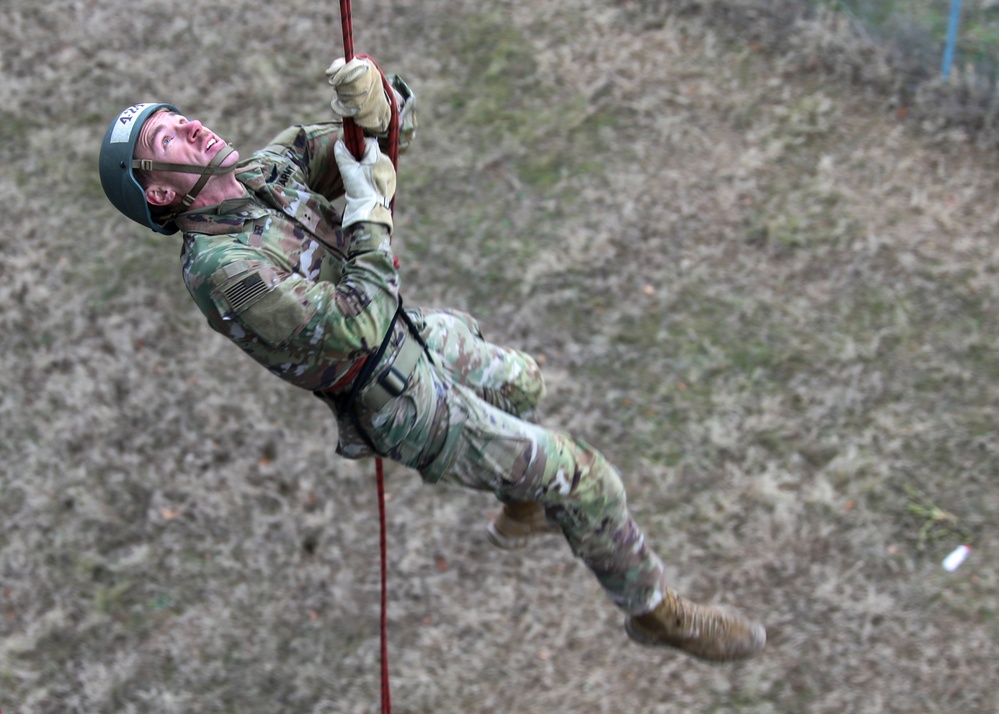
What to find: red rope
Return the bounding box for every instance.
[338,0,364,161]
[338,2,397,712]
[375,456,390,714]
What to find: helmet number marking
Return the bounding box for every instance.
[109,103,156,144]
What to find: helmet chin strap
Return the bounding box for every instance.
[132,143,238,209]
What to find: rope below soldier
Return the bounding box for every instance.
[97,57,766,663]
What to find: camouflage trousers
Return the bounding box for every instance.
[347,308,668,614]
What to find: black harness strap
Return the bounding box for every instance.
[338,297,430,453]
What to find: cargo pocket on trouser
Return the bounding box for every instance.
[365,361,455,477]
[432,386,547,498]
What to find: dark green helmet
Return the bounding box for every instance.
[99,102,179,235]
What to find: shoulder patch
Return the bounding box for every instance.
[223,272,269,313]
[210,261,273,315]
[209,259,252,287]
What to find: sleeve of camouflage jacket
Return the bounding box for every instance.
[259,122,347,202]
[185,218,399,390]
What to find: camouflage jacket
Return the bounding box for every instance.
[177,84,415,393]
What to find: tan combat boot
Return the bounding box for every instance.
[625,588,766,662]
[487,501,561,550]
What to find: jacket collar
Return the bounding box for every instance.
[175,163,268,235]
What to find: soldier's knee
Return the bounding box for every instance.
[445,308,483,338]
[501,353,545,417]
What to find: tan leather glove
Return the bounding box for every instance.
[334,137,396,231]
[326,57,391,134]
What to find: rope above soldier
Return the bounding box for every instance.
[98,55,766,663]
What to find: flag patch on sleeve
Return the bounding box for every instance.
[222,272,269,313]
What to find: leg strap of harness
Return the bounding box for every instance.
[342,297,430,452]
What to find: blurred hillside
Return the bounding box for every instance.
[669,0,999,150]
[820,0,999,80]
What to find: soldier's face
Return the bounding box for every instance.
[135,110,239,204]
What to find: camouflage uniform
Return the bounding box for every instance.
[177,118,669,615]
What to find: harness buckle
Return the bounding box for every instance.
[377,364,409,397]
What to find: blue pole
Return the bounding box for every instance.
[942,0,962,80]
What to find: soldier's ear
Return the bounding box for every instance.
[145,185,177,207]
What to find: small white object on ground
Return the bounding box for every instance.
[942,544,971,572]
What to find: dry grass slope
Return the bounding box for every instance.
[1,0,997,712]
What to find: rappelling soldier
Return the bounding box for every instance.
[98,57,766,662]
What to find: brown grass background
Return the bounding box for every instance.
[2,0,998,712]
